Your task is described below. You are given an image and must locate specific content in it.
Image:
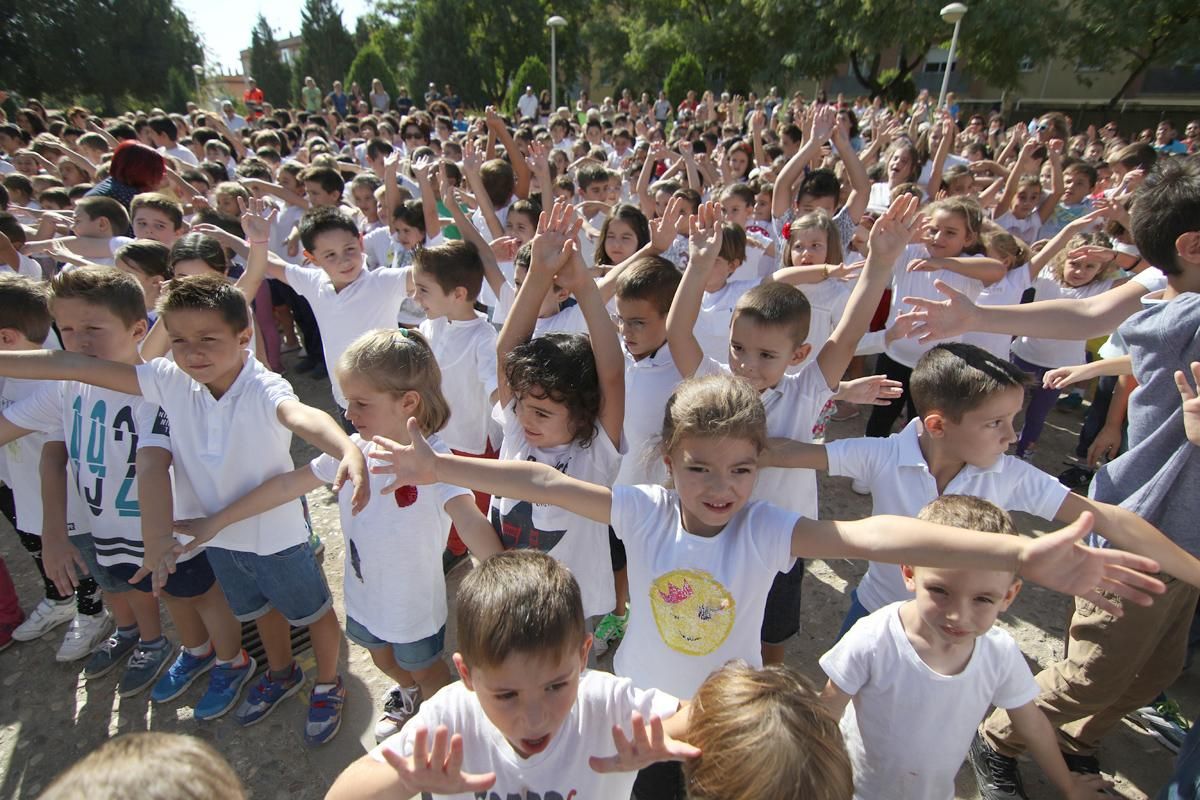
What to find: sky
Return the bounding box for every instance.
[175,0,372,73]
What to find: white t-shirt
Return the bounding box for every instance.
[616,345,681,487]
[826,419,1069,612]
[963,267,1034,360]
[610,485,797,698]
[311,434,469,644]
[418,315,498,455]
[533,302,588,338]
[492,402,622,619]
[695,278,757,366]
[821,602,1039,800]
[1,376,65,535]
[885,244,986,368]
[160,144,198,166]
[796,275,856,353]
[83,235,134,269]
[373,670,679,800]
[283,260,408,408]
[269,203,305,265]
[362,226,397,269]
[516,93,540,121]
[1010,267,1117,368]
[4,381,162,567]
[11,252,43,280]
[994,210,1041,246]
[135,356,309,555]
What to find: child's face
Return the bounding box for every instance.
[411,267,460,318]
[753,191,772,221]
[928,385,1022,468]
[278,171,304,196]
[115,258,163,309]
[902,565,1020,644]
[514,264,568,319]
[614,296,667,360]
[188,179,210,197]
[1062,171,1093,204]
[172,258,223,280]
[606,178,621,205]
[505,211,537,243]
[514,386,574,447]
[306,228,364,287]
[1061,252,1106,288]
[664,434,760,537]
[215,193,242,219]
[795,193,835,216]
[71,211,106,238]
[947,175,974,197]
[304,181,340,208]
[52,298,145,363]
[653,189,673,219]
[352,185,377,219]
[393,220,424,250]
[789,228,829,266]
[602,218,639,265]
[455,639,590,759]
[1013,186,1041,219]
[721,196,750,227]
[13,154,39,176]
[340,372,413,441]
[887,149,913,184]
[728,314,809,392]
[163,308,250,388]
[727,149,749,178]
[552,187,574,205]
[705,256,739,293]
[925,210,973,259]
[580,182,607,203]
[132,208,181,246]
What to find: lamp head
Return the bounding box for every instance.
[940,3,967,24]
[547,15,567,28]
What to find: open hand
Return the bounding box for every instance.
[867,194,922,267]
[42,535,90,597]
[173,517,225,554]
[369,419,440,494]
[687,201,725,265]
[334,444,370,515]
[835,375,904,406]
[894,279,979,342]
[1176,362,1200,447]
[529,199,581,276]
[588,711,701,774]
[239,196,278,243]
[380,725,496,795]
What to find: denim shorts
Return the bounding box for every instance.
[345,617,446,671]
[73,533,133,595]
[205,541,332,625]
[104,552,216,599]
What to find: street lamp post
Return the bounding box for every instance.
[547,15,567,110]
[192,64,204,107]
[936,3,967,111]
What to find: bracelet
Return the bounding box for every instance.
[249,239,269,244]
[822,264,830,279]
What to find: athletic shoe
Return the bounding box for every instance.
[850,479,871,496]
[118,641,173,697]
[1128,699,1190,753]
[195,655,257,721]
[306,676,346,746]
[1056,392,1084,410]
[83,631,139,679]
[592,606,630,656]
[235,662,305,727]
[56,611,113,662]
[1057,465,1094,492]
[12,597,75,642]
[151,646,216,703]
[374,683,421,743]
[968,732,1028,799]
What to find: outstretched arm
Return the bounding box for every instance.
[0,350,140,394]
[276,400,368,514]
[175,464,323,553]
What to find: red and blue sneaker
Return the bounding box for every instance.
[234,662,304,727]
[305,676,346,746]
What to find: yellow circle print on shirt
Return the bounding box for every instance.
[649,569,736,656]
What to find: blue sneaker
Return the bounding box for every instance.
[83,632,139,680]
[305,676,346,746]
[195,655,256,721]
[234,662,304,727]
[151,647,216,703]
[118,641,173,698]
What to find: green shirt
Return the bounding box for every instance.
[302,86,322,113]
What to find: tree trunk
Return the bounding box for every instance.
[1107,51,1155,108]
[850,52,882,96]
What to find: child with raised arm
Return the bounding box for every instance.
[325,551,694,800]
[821,495,1110,800]
[0,273,368,745]
[370,370,1164,799]
[668,197,907,665]
[177,328,501,743]
[489,199,625,630]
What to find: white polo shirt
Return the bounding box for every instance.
[418,314,498,455]
[695,278,758,366]
[283,261,408,408]
[826,418,1069,612]
[135,355,309,555]
[885,244,986,368]
[616,344,682,487]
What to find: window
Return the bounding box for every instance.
[1076,60,1102,73]
[1018,56,1036,72]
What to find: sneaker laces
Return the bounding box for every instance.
[983,746,1023,793]
[126,645,160,670]
[93,633,124,655]
[382,685,417,718]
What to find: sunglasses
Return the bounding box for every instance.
[1035,123,1050,132]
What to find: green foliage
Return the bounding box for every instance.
[506,57,550,114]
[664,53,704,106]
[249,15,294,107]
[346,44,399,103]
[295,0,356,93]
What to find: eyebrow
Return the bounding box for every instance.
[492,669,575,693]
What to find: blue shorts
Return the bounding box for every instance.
[104,552,216,599]
[835,588,871,642]
[205,541,332,626]
[345,617,445,671]
[73,534,133,594]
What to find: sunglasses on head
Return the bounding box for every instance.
[1035,123,1050,132]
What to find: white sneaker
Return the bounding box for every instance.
[851,479,871,496]
[56,611,114,662]
[12,597,75,642]
[374,684,422,743]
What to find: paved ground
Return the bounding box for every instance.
[0,356,1192,798]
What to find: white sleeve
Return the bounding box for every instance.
[254,373,299,414]
[1001,457,1071,520]
[610,484,662,545]
[134,403,172,451]
[282,263,324,297]
[825,435,888,483]
[135,358,182,406]
[474,329,499,398]
[310,451,340,484]
[818,612,877,695]
[989,633,1040,710]
[2,382,64,435]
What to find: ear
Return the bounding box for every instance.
[131,317,149,342]
[237,326,253,348]
[578,634,593,671]
[901,564,917,591]
[0,328,23,346]
[452,653,474,691]
[1000,578,1023,611]
[400,389,422,416]
[923,411,947,438]
[1177,231,1200,267]
[789,342,812,367]
[302,249,314,263]
[452,285,470,304]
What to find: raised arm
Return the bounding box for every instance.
[486,108,531,200]
[525,141,554,216]
[441,175,509,297]
[370,418,613,524]
[0,350,140,394]
[461,139,504,239]
[232,197,280,301]
[665,203,724,378]
[635,143,667,217]
[1037,141,1065,223]
[832,115,871,225]
[412,159,443,240]
[595,196,684,302]
[923,114,955,197]
[1027,207,1106,279]
[772,105,837,220]
[749,110,769,168]
[241,178,310,210]
[995,140,1039,219]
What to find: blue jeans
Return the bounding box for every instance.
[205,541,332,625]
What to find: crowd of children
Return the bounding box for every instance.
[0,86,1199,800]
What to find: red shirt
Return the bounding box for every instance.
[243,87,265,116]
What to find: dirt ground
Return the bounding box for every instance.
[0,355,1193,799]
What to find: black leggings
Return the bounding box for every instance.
[865,353,917,438]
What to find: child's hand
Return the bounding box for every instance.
[525,140,550,174]
[484,106,506,134]
[1017,138,1040,164]
[488,235,522,263]
[687,201,724,265]
[383,150,401,174]
[529,199,580,276]
[129,540,179,597]
[553,249,592,295]
[749,109,766,135]
[41,534,91,597]
[379,725,497,795]
[1043,364,1093,390]
[1064,771,1114,799]
[191,194,211,212]
[1018,512,1164,616]
[1175,362,1200,447]
[369,419,441,494]
[835,375,904,406]
[1064,244,1115,269]
[809,105,837,144]
[883,313,924,345]
[334,443,370,515]
[173,517,225,554]
[588,711,701,774]
[191,223,242,249]
[894,279,980,343]
[866,193,922,267]
[649,196,685,253]
[46,240,90,267]
[906,257,945,273]
[239,196,278,243]
[461,139,483,174]
[1086,423,1123,468]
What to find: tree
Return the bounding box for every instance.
[346,44,399,103]
[295,0,356,92]
[407,0,486,106]
[505,56,550,114]
[664,53,704,106]
[249,15,294,106]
